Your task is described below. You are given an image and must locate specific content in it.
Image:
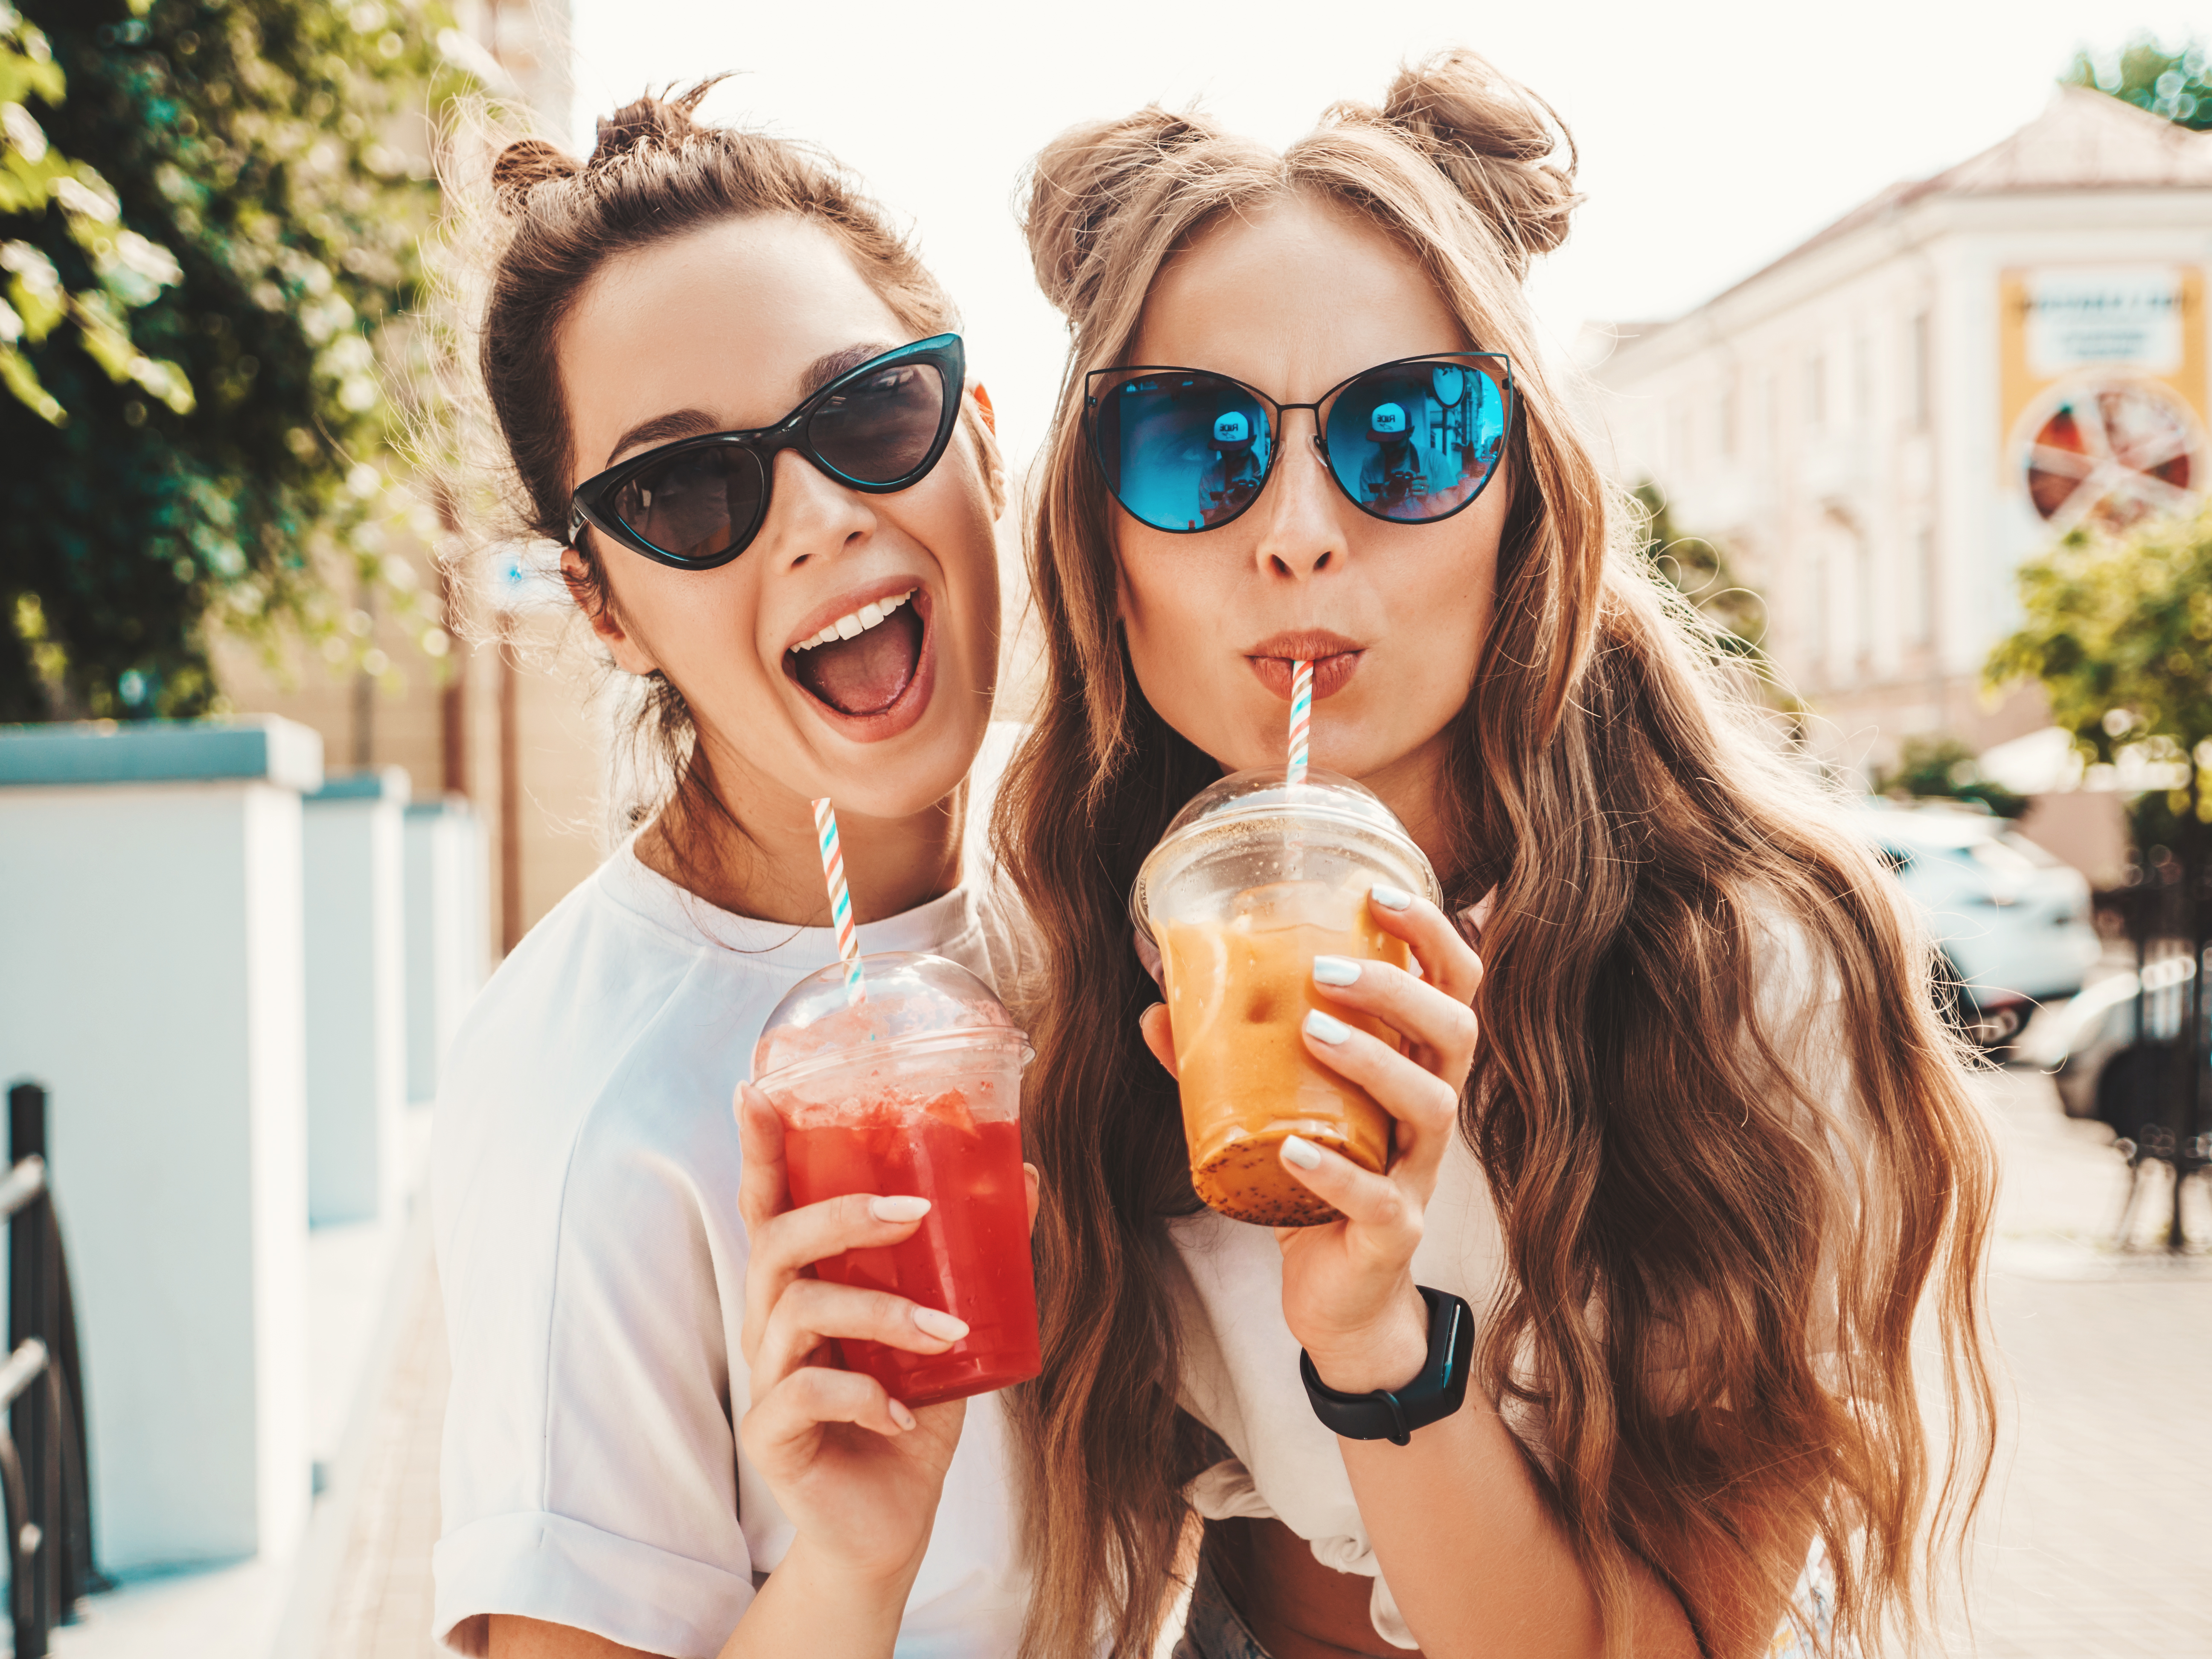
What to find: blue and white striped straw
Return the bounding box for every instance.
[811,797,866,1006]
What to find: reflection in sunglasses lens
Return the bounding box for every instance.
[1322,362,1506,522]
[615,447,765,563]
[810,363,947,483]
[1096,373,1274,531]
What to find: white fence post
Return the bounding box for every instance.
[0,717,319,1573]
[304,768,410,1228]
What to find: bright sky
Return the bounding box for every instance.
[565,0,2209,467]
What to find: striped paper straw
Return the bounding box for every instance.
[811,797,865,1005]
[1286,659,1313,786]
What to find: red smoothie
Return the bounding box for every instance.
[783,1089,1040,1406]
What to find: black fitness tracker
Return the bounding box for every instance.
[1299,1286,1475,1446]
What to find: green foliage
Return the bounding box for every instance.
[0,0,474,721]
[0,3,191,428]
[2065,35,2212,131]
[1986,498,2212,840]
[1870,733,2029,819]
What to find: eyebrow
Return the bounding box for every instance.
[600,341,900,468]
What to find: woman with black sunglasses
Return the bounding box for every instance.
[994,51,1997,1659]
[431,87,1036,1659]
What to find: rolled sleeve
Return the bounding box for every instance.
[434,1511,754,1657]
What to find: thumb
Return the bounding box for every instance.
[1139,1004,1180,1080]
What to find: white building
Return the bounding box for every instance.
[1587,88,2212,876]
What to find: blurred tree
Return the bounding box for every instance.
[0,5,191,433]
[1990,498,2212,1246]
[1986,499,2212,825]
[1869,733,2029,818]
[2065,35,2211,131]
[0,0,472,721]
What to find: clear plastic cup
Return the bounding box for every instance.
[1132,768,1444,1226]
[751,952,1040,1406]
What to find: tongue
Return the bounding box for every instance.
[794,605,923,717]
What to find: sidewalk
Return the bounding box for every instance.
[1959,1064,2212,1657]
[314,1255,448,1659]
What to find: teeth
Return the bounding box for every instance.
[792,589,913,652]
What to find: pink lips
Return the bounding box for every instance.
[1245,629,1365,701]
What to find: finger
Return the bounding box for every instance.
[1277,1135,1422,1258]
[735,1085,791,1235]
[743,1365,917,1458]
[1301,1013,1460,1176]
[742,1191,931,1362]
[1023,1162,1041,1234]
[1307,955,1478,1082]
[1139,1004,1180,1080]
[1365,887,1483,1004]
[754,1278,969,1392]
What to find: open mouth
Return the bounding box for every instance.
[786,587,928,723]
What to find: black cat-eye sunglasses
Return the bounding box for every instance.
[567,334,966,570]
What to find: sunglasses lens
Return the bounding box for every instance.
[612,445,766,563]
[1094,373,1272,531]
[809,360,949,484]
[1323,361,1507,522]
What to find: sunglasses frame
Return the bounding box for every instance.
[568,333,966,570]
[1083,349,1516,535]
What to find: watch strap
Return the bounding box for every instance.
[1300,1286,1475,1446]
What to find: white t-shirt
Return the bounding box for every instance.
[1164,902,1860,1650]
[432,807,1032,1655]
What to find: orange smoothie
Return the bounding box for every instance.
[1157,877,1409,1225]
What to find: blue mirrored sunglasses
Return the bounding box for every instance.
[1084,352,1513,534]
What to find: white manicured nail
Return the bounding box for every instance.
[888,1399,918,1431]
[1304,1009,1351,1045]
[870,1195,931,1222]
[1312,955,1362,987]
[1281,1135,1324,1170]
[1369,884,1414,911]
[913,1307,969,1341]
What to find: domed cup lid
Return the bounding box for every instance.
[751,950,1030,1088]
[1129,766,1442,944]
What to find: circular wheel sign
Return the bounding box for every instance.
[2023,379,2206,533]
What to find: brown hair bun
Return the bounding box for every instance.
[1374,50,1579,274]
[1022,107,1219,317]
[489,137,580,213]
[588,79,725,167]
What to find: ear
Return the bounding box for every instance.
[972,381,997,436]
[560,545,660,676]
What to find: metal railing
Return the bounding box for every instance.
[2,1083,101,1656]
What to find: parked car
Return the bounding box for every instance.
[2016,956,2206,1136]
[1856,799,2101,1047]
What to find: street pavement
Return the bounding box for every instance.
[293,1065,2212,1657]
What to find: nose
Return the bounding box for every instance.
[1249,411,1341,580]
[759,447,877,570]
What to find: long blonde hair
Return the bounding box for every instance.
[993,51,1995,1659]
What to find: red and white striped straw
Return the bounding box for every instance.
[811,797,865,1005]
[1286,659,1313,786]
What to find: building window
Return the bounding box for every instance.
[1910,312,1931,431]
[1718,381,1738,460]
[1807,353,1826,434]
[1904,524,1934,646]
[1853,334,1872,425]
